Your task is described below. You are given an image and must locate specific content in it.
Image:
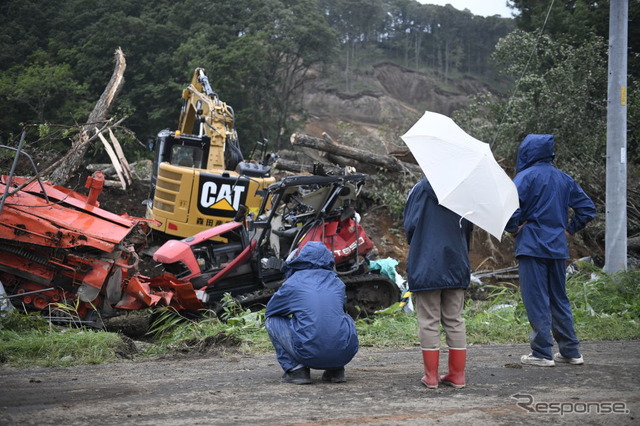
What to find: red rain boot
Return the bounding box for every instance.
[421,349,440,389]
[440,348,466,389]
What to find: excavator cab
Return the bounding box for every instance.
[144,68,276,239]
[145,129,275,239]
[147,130,210,201]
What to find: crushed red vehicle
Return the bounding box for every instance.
[1,146,399,323]
[0,168,153,324]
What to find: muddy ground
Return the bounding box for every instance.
[0,340,637,425]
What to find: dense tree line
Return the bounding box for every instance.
[457,0,639,169]
[455,0,640,238]
[0,0,514,156]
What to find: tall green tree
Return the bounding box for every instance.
[202,0,337,149]
[320,0,386,91]
[457,30,607,175]
[456,1,640,235]
[378,0,514,79]
[509,0,610,41]
[509,0,639,80]
[0,59,89,124]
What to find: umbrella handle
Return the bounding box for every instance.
[458,211,474,228]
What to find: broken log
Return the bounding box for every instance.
[108,128,133,184]
[273,158,315,174]
[97,132,128,189]
[49,48,127,185]
[2,120,123,199]
[290,133,422,175]
[274,158,346,176]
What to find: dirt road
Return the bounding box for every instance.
[1,341,637,425]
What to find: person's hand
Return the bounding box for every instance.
[514,221,528,235]
[565,230,571,238]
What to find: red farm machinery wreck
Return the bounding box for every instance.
[0,168,152,325]
[0,147,399,325]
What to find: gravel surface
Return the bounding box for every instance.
[1,341,638,425]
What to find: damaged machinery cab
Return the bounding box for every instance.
[130,172,401,317]
[146,68,275,239]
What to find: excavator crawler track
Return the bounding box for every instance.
[343,273,401,318]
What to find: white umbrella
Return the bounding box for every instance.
[401,111,519,240]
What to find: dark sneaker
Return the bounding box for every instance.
[554,353,584,365]
[520,353,555,367]
[282,366,312,385]
[322,367,346,383]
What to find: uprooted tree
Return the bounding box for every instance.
[48,48,127,186]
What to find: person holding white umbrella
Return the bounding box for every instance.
[401,111,519,389]
[404,178,473,389]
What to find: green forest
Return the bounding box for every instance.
[0,0,639,237]
[0,0,517,148]
[0,1,637,145]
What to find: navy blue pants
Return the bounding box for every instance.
[518,256,581,360]
[265,316,301,372]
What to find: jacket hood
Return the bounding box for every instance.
[283,241,335,277]
[516,134,555,173]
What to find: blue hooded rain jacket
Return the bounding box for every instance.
[505,134,596,259]
[403,178,473,292]
[265,241,359,369]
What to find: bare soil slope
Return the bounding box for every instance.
[300,63,493,156]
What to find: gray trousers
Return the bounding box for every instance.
[414,288,466,349]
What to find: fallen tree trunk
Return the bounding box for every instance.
[274,158,346,176]
[290,133,422,175]
[4,120,125,199]
[49,48,127,185]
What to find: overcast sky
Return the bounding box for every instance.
[418,1,517,18]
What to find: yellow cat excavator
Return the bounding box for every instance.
[145,68,276,239]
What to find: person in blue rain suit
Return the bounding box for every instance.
[506,134,596,367]
[265,241,359,384]
[404,177,473,389]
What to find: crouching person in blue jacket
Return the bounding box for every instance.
[265,241,359,385]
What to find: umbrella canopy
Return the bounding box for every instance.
[401,111,519,240]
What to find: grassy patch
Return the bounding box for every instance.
[465,265,640,344]
[359,266,640,347]
[356,311,418,348]
[465,302,531,344]
[1,267,638,367]
[0,312,124,367]
[144,295,272,356]
[464,282,530,344]
[568,264,640,340]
